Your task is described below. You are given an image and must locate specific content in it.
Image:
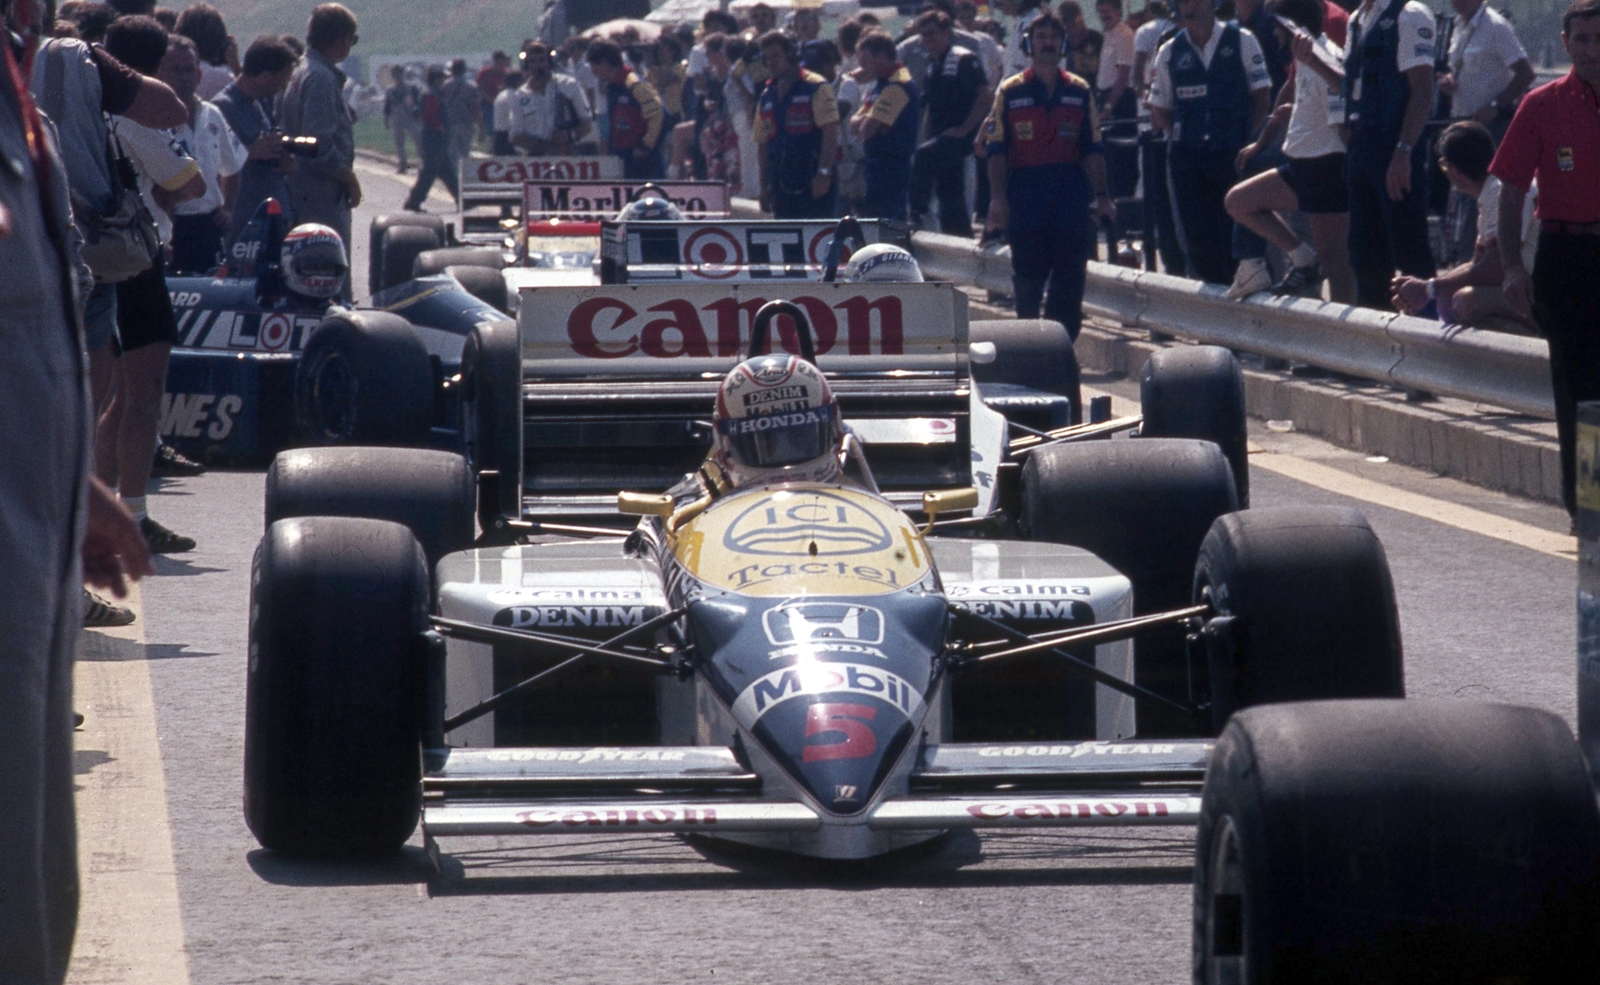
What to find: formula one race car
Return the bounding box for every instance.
[162,200,508,460]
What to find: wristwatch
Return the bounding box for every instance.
[1425,278,1437,300]
[816,166,833,176]
[1394,140,1413,153]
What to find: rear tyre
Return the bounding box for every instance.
[969,318,1082,422]
[245,516,429,856]
[1139,346,1249,506]
[369,214,444,295]
[379,225,444,293]
[294,311,433,446]
[265,446,475,567]
[1195,700,1600,984]
[461,319,523,536]
[1192,506,1403,731]
[1020,438,1238,735]
[445,264,508,314]
[414,245,504,277]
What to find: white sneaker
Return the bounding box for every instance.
[1226,259,1271,300]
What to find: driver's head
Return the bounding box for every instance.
[280,223,348,300]
[713,354,843,487]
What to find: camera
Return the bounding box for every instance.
[279,135,319,157]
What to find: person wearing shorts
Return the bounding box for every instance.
[1224,0,1355,301]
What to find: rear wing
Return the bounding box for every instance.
[597,218,912,284]
[521,179,730,223]
[517,282,967,382]
[457,155,622,212]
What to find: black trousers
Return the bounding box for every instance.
[910,136,973,237]
[1010,209,1093,340]
[1141,136,1185,274]
[1533,230,1600,516]
[772,181,837,219]
[1168,146,1239,285]
[405,128,459,209]
[1345,138,1435,309]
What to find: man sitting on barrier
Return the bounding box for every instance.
[1391,121,1538,330]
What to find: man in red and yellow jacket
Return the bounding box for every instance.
[587,39,665,179]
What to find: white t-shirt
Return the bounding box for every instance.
[1147,21,1272,111]
[1447,3,1527,119]
[110,117,200,244]
[1474,175,1539,272]
[172,101,246,216]
[1347,0,1436,93]
[1134,17,1175,87]
[1283,35,1347,159]
[492,86,515,132]
[1097,20,1136,93]
[506,74,595,141]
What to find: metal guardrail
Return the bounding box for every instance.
[730,201,1555,420]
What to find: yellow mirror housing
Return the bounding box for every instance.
[618,491,674,517]
[923,487,979,518]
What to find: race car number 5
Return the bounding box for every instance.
[802,703,877,762]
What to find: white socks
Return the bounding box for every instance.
[122,495,147,522]
[1288,242,1317,268]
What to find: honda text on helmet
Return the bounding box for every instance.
[713,354,844,487]
[280,224,348,301]
[838,243,924,283]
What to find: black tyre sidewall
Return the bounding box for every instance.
[461,319,522,523]
[1140,346,1249,506]
[445,264,509,314]
[295,313,433,446]
[415,246,504,277]
[244,516,428,856]
[969,318,1082,421]
[379,225,444,293]
[369,214,444,295]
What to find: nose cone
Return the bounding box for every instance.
[735,665,925,814]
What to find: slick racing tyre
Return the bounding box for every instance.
[460,319,523,538]
[414,245,504,277]
[295,311,433,447]
[1192,506,1403,731]
[969,319,1082,423]
[1020,438,1237,735]
[378,224,444,293]
[369,214,444,295]
[265,446,475,567]
[445,264,509,314]
[1139,345,1249,506]
[1195,700,1600,984]
[245,516,429,856]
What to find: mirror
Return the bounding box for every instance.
[618,491,674,517]
[968,341,997,365]
[923,487,979,517]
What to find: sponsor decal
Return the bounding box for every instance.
[1014,120,1034,140]
[563,292,905,360]
[733,663,922,727]
[944,581,1093,598]
[951,598,1094,622]
[763,602,886,646]
[682,226,744,272]
[487,588,648,604]
[480,747,687,763]
[973,742,1190,758]
[158,392,242,441]
[1175,84,1209,99]
[722,490,894,557]
[476,157,607,184]
[834,784,860,802]
[966,800,1181,821]
[744,384,805,406]
[1559,147,1575,172]
[802,702,878,763]
[493,605,650,629]
[259,312,292,351]
[169,291,202,307]
[527,179,723,217]
[725,408,828,434]
[768,642,889,661]
[516,806,716,827]
[231,238,262,261]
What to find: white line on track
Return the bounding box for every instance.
[69,583,190,985]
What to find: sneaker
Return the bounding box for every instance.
[151,441,206,476]
[141,516,195,554]
[83,588,135,627]
[1271,263,1323,297]
[1226,260,1272,300]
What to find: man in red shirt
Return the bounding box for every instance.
[476,50,509,141]
[1490,0,1600,519]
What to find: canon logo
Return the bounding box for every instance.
[476,159,603,183]
[566,294,904,359]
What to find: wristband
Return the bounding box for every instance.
[1425,278,1437,300]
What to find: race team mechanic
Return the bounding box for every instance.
[508,41,594,155]
[983,14,1115,351]
[586,39,665,179]
[849,30,920,222]
[754,30,840,220]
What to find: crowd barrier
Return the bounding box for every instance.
[731,197,1553,422]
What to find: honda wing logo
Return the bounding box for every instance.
[763,603,885,646]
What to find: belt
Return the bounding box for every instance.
[1541,221,1600,235]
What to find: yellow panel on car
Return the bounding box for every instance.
[674,485,931,597]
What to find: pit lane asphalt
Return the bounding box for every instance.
[66,165,1579,984]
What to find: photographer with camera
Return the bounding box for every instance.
[214,35,300,246]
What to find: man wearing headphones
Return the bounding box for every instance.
[754,29,840,219]
[984,12,1114,378]
[1148,0,1274,286]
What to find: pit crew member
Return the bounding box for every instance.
[754,30,840,219]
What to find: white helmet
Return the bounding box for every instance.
[838,243,923,283]
[616,185,684,222]
[280,223,348,300]
[713,354,843,487]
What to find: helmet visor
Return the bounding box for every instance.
[717,403,837,469]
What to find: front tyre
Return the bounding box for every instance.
[244,516,429,856]
[294,311,433,446]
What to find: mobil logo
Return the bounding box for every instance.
[763,601,886,646]
[566,292,904,359]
